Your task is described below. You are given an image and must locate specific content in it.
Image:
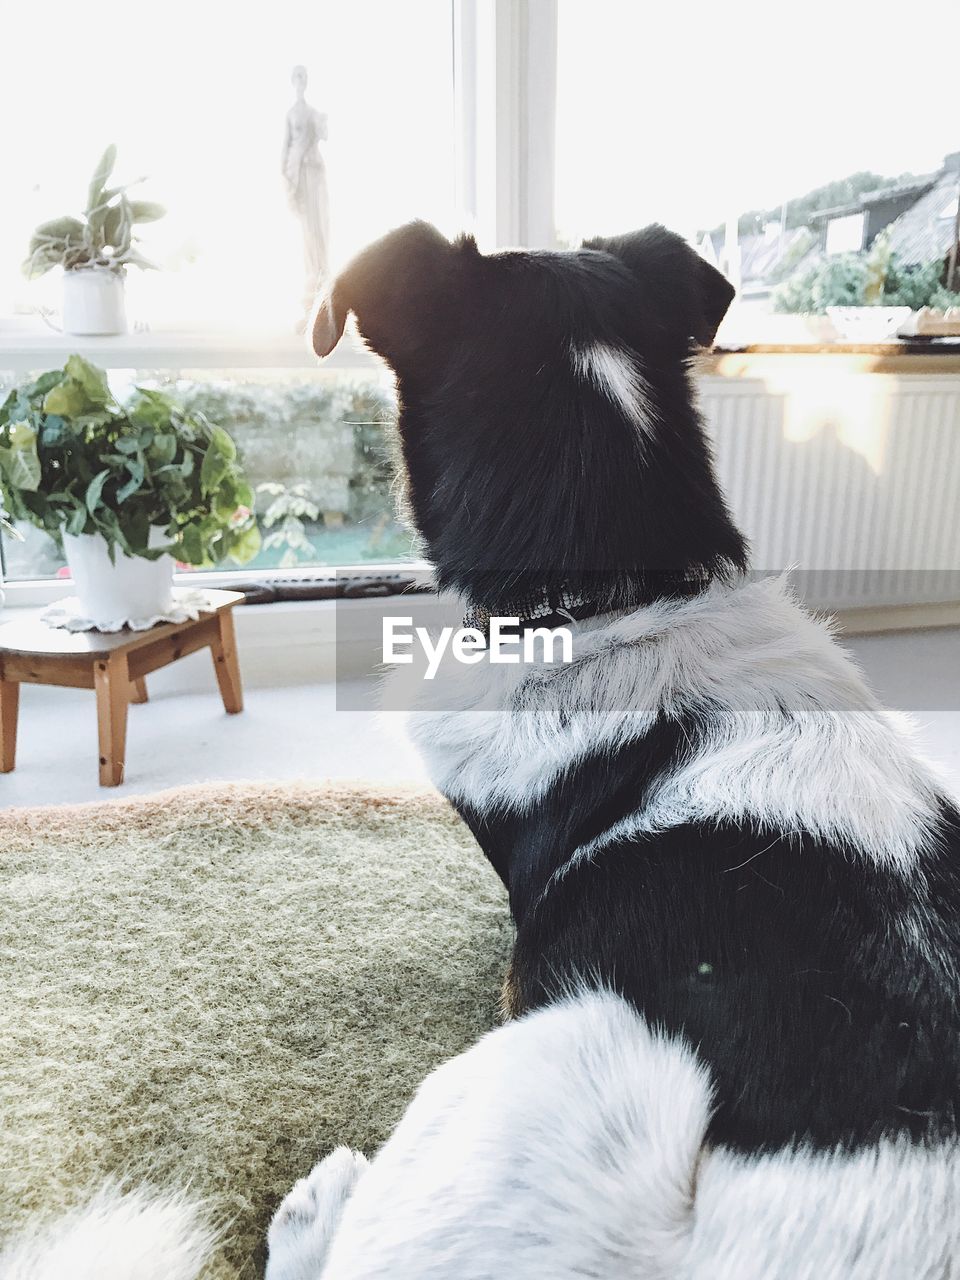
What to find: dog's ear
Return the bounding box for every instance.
[311,285,348,358]
[583,224,735,348]
[312,221,467,362]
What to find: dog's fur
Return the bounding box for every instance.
[0,1185,217,1280]
[315,221,960,1153]
[268,991,960,1280]
[12,223,960,1277]
[286,223,960,1273]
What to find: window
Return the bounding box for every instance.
[825,215,866,258]
[1,0,461,584]
[0,366,417,583]
[6,2,959,591]
[554,0,960,333]
[1,0,460,330]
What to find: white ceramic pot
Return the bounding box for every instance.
[826,306,912,343]
[62,528,174,628]
[62,268,127,336]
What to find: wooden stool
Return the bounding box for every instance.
[0,590,244,787]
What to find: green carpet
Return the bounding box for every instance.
[0,782,512,1278]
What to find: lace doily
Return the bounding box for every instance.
[42,588,220,634]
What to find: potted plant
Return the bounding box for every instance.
[0,356,261,627]
[774,231,960,338]
[23,146,165,336]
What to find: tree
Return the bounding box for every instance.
[773,235,960,314]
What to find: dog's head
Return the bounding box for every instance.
[314,222,745,610]
[313,220,733,367]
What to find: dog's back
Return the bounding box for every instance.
[412,575,960,1153]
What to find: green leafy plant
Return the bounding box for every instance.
[773,254,869,313]
[23,145,165,280]
[863,232,893,304]
[775,240,960,315]
[0,356,260,567]
[257,482,320,567]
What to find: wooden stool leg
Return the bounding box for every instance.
[94,653,130,786]
[0,677,19,773]
[211,608,243,714]
[130,677,149,704]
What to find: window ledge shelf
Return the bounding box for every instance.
[703,340,960,377]
[0,563,434,610]
[0,323,379,372]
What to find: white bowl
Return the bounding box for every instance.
[826,306,913,342]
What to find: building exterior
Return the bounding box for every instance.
[709,153,960,307]
[809,174,939,256]
[886,153,960,271]
[807,153,960,270]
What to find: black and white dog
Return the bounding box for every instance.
[264,222,960,1280]
[11,224,960,1279]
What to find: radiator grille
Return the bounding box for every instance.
[699,374,960,608]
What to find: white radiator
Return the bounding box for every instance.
[698,370,960,610]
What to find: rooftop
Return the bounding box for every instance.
[887,169,960,265]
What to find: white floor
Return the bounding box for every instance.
[2,628,959,809]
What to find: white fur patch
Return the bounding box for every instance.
[571,341,655,439]
[273,992,960,1279]
[266,1147,369,1280]
[0,1185,216,1280]
[320,990,711,1279]
[403,576,946,871]
[688,1138,960,1279]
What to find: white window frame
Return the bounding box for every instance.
[456,0,558,250]
[0,1,559,608]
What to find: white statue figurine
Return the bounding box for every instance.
[282,65,330,327]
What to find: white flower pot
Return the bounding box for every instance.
[62,269,127,336]
[826,306,912,343]
[62,529,174,628]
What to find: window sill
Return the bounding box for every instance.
[0,323,379,372]
[0,562,435,609]
[702,343,960,377]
